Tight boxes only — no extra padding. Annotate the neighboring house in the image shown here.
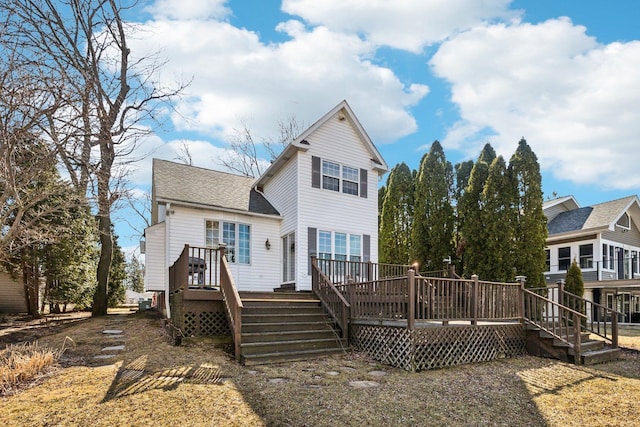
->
[144,100,388,315]
[544,195,640,323]
[0,270,27,313]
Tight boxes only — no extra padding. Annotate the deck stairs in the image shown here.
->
[238,291,348,365]
[525,324,620,365]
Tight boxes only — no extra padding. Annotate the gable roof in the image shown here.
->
[547,195,640,236]
[255,100,388,188]
[152,159,279,216]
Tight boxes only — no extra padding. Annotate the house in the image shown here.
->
[0,270,27,313]
[543,195,640,323]
[144,100,388,317]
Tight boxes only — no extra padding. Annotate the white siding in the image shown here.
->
[263,156,298,235]
[295,114,381,290]
[144,222,166,292]
[166,205,281,291]
[0,271,26,313]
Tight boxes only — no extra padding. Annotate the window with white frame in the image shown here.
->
[322,161,341,192]
[318,230,332,260]
[282,232,295,282]
[579,244,593,269]
[205,220,250,264]
[602,244,609,269]
[545,249,550,272]
[321,159,359,196]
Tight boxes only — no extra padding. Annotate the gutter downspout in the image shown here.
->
[165,202,171,319]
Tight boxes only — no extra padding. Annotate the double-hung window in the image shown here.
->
[320,159,360,196]
[579,244,593,269]
[322,161,341,192]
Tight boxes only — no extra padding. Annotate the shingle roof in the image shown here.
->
[547,195,637,235]
[153,159,279,216]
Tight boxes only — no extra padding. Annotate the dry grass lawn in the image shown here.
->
[1,311,640,426]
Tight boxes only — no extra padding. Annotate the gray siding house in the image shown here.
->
[544,195,640,323]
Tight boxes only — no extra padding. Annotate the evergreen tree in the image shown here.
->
[378,184,387,228]
[379,163,414,264]
[42,202,98,312]
[453,160,474,273]
[479,156,516,282]
[411,141,454,271]
[509,138,548,288]
[565,259,585,320]
[460,143,496,277]
[107,230,127,308]
[126,254,145,293]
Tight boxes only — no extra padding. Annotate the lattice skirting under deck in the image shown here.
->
[350,323,526,371]
[182,311,230,337]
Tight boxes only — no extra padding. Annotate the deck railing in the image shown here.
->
[168,245,190,292]
[168,244,221,291]
[336,270,521,326]
[311,257,350,340]
[218,246,243,362]
[522,285,587,361]
[557,284,619,348]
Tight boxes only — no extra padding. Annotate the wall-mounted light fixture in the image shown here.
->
[265,238,271,250]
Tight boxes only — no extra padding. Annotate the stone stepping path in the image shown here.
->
[95,326,126,360]
[349,380,380,388]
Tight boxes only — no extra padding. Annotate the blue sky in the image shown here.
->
[119,0,640,254]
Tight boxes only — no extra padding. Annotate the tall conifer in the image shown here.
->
[480,156,516,282]
[509,138,548,288]
[379,163,414,264]
[411,141,454,271]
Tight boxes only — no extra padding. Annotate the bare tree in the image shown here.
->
[221,116,304,177]
[173,140,194,165]
[2,0,186,315]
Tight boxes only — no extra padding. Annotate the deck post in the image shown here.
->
[408,269,415,330]
[612,310,619,348]
[557,279,564,307]
[573,311,582,364]
[516,276,526,323]
[471,274,479,325]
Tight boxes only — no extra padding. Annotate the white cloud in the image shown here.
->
[282,0,517,52]
[430,18,640,189]
[127,15,428,145]
[145,0,230,21]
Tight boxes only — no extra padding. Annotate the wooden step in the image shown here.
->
[241,321,334,334]
[567,340,604,354]
[580,348,620,365]
[239,291,315,300]
[242,306,325,316]
[243,313,331,323]
[241,337,346,356]
[242,347,347,365]
[242,329,338,343]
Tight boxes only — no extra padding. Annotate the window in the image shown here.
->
[558,247,571,271]
[545,249,550,272]
[579,244,593,269]
[319,231,332,260]
[206,220,250,264]
[633,251,638,276]
[322,161,340,192]
[238,224,250,264]
[206,220,219,247]
[342,166,359,195]
[282,232,295,282]
[319,158,360,196]
[602,244,608,269]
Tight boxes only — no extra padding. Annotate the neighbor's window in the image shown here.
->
[579,244,593,269]
[558,246,571,271]
[545,249,550,272]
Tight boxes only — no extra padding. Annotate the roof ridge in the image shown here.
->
[588,194,637,208]
[153,158,256,182]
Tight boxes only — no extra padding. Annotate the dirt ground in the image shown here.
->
[1,310,640,427]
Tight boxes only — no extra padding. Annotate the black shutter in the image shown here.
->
[360,168,367,198]
[312,156,321,188]
[308,227,317,275]
[363,234,370,262]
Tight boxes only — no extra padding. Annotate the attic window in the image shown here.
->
[617,212,631,230]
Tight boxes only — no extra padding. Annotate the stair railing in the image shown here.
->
[218,245,243,362]
[558,285,619,348]
[522,286,587,361]
[311,256,351,341]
